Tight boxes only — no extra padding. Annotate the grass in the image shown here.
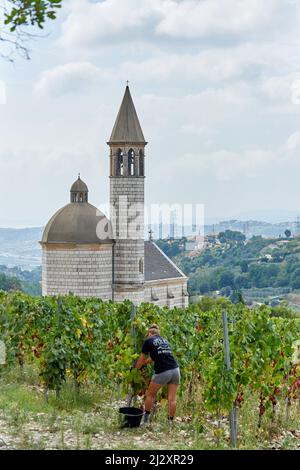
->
[0,364,299,450]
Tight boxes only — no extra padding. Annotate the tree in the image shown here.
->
[156,238,184,258]
[198,281,210,294]
[285,229,291,239]
[291,270,300,289]
[218,270,235,289]
[0,273,22,291]
[218,230,245,245]
[230,290,245,305]
[240,260,249,273]
[1,0,62,59]
[234,274,250,289]
[220,286,232,297]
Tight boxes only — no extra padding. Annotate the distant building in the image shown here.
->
[185,240,197,251]
[185,235,205,252]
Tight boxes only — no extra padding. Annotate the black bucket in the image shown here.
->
[119,407,144,428]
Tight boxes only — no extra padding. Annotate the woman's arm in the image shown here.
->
[135,353,152,369]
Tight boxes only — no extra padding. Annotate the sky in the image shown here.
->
[1,0,300,227]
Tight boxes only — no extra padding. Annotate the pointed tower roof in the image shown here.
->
[108,86,146,145]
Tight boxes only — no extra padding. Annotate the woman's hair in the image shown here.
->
[148,324,160,336]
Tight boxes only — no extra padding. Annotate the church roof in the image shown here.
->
[144,240,187,282]
[108,86,146,145]
[70,176,88,193]
[41,203,113,244]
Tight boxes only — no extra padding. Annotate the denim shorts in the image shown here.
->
[152,367,180,385]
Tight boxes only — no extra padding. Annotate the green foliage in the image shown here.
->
[270,303,296,319]
[218,230,246,244]
[240,260,249,273]
[219,270,235,288]
[4,0,62,32]
[0,273,22,292]
[156,238,186,257]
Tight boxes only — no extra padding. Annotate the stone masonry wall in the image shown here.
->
[144,280,189,309]
[113,287,145,305]
[42,246,112,299]
[110,177,144,286]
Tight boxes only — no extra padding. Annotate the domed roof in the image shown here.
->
[42,203,113,244]
[70,176,88,193]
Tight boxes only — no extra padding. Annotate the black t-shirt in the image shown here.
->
[142,335,178,374]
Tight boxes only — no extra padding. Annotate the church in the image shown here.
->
[40,86,189,308]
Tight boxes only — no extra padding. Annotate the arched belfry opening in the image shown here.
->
[117,149,124,176]
[139,149,144,177]
[128,148,135,176]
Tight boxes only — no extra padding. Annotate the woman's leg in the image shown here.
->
[144,381,162,413]
[167,383,179,418]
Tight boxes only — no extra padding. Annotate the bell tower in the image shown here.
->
[108,86,147,304]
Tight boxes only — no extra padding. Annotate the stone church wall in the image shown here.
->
[42,245,113,299]
[144,279,189,309]
[113,287,145,305]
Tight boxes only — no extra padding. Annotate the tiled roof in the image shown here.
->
[144,241,186,281]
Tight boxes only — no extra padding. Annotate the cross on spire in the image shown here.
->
[126,80,129,86]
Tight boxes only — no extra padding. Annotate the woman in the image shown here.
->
[134,324,180,425]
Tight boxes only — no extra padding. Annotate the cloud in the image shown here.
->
[259,74,300,105]
[284,131,300,152]
[59,0,298,49]
[156,0,295,38]
[172,128,300,183]
[174,148,275,181]
[34,62,251,134]
[120,42,296,83]
[59,0,169,49]
[34,62,112,97]
[35,46,275,98]
[140,86,250,135]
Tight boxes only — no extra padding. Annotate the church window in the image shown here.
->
[139,258,144,274]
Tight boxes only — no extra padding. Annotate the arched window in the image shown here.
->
[117,149,124,176]
[79,192,83,202]
[128,149,135,176]
[139,149,144,176]
[139,258,144,274]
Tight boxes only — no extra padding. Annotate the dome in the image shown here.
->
[70,176,88,193]
[42,203,114,244]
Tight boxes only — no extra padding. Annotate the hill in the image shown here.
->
[0,220,297,270]
[160,233,300,311]
[0,227,43,269]
[0,265,42,295]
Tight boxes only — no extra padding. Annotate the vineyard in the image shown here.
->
[0,291,300,450]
